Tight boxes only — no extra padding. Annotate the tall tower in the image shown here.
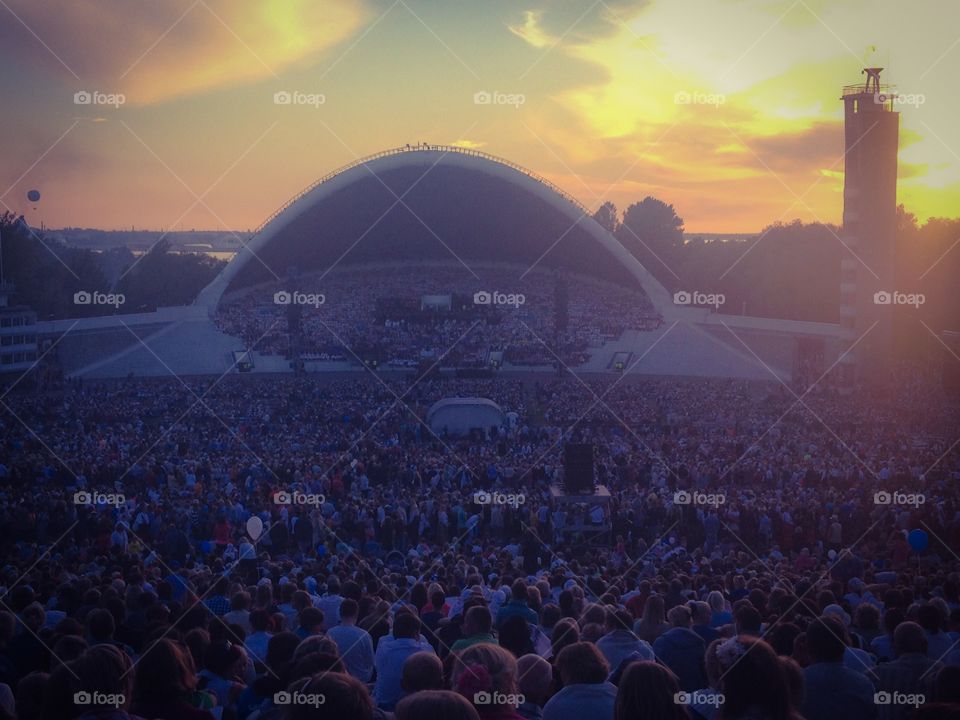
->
[838,68,900,386]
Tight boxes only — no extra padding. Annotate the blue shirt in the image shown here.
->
[373,636,435,710]
[327,624,375,682]
[802,661,877,720]
[543,682,617,720]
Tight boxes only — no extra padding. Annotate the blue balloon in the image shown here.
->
[27,189,40,202]
[908,529,928,552]
[199,540,214,554]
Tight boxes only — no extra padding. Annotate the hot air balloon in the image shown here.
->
[27,189,41,203]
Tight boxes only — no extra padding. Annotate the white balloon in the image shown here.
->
[246,516,264,541]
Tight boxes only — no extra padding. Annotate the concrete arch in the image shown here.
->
[195,144,675,313]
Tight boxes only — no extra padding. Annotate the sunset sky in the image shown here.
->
[1,0,957,233]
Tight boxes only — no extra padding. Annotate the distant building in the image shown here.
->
[0,282,38,373]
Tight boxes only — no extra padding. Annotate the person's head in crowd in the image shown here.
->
[394,610,421,640]
[293,635,339,663]
[918,602,944,635]
[284,672,374,720]
[402,651,444,693]
[298,607,325,636]
[882,607,905,637]
[231,591,250,611]
[339,598,359,625]
[452,643,521,715]
[517,654,552,709]
[205,640,248,681]
[184,627,211,670]
[892,621,927,657]
[805,616,847,663]
[464,606,493,638]
[555,642,609,687]
[708,592,726,615]
[16,672,49,720]
[550,618,580,660]
[734,605,762,636]
[614,661,687,720]
[21,602,45,633]
[59,644,136,717]
[641,595,666,625]
[265,631,300,672]
[580,603,606,627]
[51,635,89,670]
[289,652,345,681]
[540,603,562,634]
[499,614,534,657]
[691,602,712,628]
[131,638,199,710]
[581,622,605,644]
[768,622,801,657]
[667,605,691,628]
[85,608,116,644]
[717,637,800,720]
[250,608,271,633]
[395,690,481,720]
[854,603,880,634]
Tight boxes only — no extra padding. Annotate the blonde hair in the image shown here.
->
[451,642,519,703]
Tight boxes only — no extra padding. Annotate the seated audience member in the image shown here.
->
[401,651,444,694]
[597,608,655,677]
[452,606,497,653]
[614,660,688,720]
[690,602,719,645]
[875,622,940,720]
[497,580,539,629]
[653,605,707,692]
[326,598,375,682]
[451,642,526,719]
[374,611,435,711]
[499,614,535,658]
[542,642,616,720]
[517,653,553,720]
[716,636,804,720]
[131,638,215,720]
[283,671,374,720]
[801,616,877,720]
[395,690,481,720]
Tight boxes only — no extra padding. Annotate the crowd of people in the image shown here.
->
[213,263,661,367]
[0,359,958,719]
